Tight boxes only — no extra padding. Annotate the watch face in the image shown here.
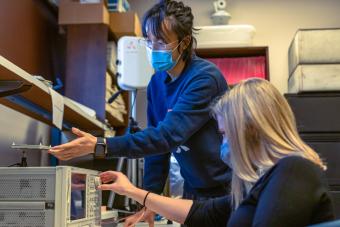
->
[95,145,106,158]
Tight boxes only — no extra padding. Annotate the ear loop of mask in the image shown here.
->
[172,36,190,60]
[169,39,185,68]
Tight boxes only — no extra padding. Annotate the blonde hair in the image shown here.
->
[212,78,326,209]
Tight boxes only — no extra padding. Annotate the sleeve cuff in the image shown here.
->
[106,135,129,157]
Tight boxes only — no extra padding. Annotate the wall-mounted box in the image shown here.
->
[59,0,109,25]
[195,25,256,49]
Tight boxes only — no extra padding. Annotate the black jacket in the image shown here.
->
[185,156,335,227]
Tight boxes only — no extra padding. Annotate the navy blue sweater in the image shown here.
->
[107,55,230,195]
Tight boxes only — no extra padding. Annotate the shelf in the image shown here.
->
[106,109,125,127]
[56,2,135,131]
[0,55,107,133]
[58,1,142,42]
[196,46,268,58]
[108,12,142,41]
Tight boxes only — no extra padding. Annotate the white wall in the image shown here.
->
[129,0,340,93]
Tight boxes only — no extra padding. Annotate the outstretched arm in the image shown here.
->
[49,75,226,160]
[98,171,193,224]
[105,75,222,158]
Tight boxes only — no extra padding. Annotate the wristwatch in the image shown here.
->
[94,137,107,158]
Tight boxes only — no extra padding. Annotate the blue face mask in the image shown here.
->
[220,138,231,167]
[146,42,182,72]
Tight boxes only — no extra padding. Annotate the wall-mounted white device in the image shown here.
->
[116,36,154,90]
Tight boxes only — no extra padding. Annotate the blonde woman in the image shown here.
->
[98,78,334,227]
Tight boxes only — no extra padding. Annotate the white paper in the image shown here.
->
[49,87,64,130]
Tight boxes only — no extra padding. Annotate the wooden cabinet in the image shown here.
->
[64,24,108,121]
[59,2,142,127]
[59,0,109,25]
[109,12,142,41]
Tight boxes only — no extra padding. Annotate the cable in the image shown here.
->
[130,89,138,117]
[107,89,124,104]
[7,163,21,167]
[128,90,141,134]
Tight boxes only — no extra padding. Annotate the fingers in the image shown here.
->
[48,128,88,154]
[145,211,155,226]
[134,209,148,224]
[148,215,155,227]
[100,176,113,184]
[48,146,64,152]
[49,140,77,152]
[99,171,119,177]
[123,218,135,227]
[99,171,119,182]
[49,146,75,159]
[49,146,81,160]
[49,151,73,161]
[123,219,136,227]
[48,138,87,161]
[124,212,141,227]
[97,183,113,191]
[72,127,87,137]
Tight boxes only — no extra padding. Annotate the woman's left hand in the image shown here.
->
[97,171,136,196]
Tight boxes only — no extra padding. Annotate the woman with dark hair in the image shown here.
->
[49,0,231,225]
